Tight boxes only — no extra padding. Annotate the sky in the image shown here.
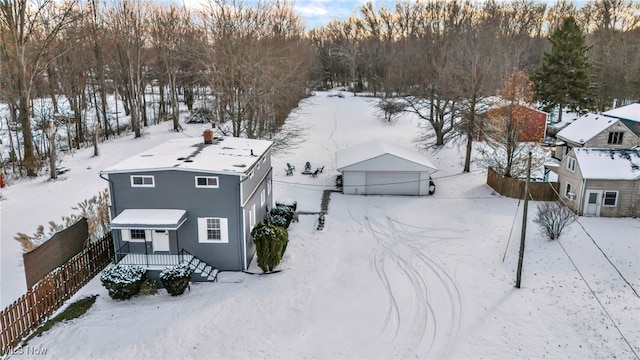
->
[2,90,638,358]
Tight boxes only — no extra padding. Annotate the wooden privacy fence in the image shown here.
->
[0,234,113,356]
[487,167,559,201]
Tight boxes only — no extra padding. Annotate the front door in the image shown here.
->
[584,190,602,217]
[152,230,170,252]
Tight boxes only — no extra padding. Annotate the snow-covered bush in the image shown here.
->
[533,202,576,240]
[251,223,288,273]
[265,213,288,228]
[159,263,192,296]
[275,199,297,212]
[270,205,295,229]
[100,265,146,300]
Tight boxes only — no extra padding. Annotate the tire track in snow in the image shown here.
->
[387,216,464,359]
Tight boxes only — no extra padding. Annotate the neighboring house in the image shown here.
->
[602,102,640,123]
[557,148,640,217]
[336,140,437,196]
[554,112,640,160]
[100,132,274,277]
[464,103,548,142]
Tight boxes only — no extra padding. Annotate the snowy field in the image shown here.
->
[1,91,639,359]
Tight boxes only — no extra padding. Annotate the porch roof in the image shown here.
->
[111,209,187,230]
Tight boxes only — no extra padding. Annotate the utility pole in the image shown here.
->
[516,152,532,288]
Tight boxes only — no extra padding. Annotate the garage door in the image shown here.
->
[365,172,420,195]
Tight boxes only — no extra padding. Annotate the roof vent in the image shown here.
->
[184,159,194,163]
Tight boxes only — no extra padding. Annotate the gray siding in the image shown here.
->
[108,169,245,270]
[557,154,583,212]
[241,148,272,205]
[241,169,273,268]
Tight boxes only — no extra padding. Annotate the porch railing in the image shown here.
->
[114,242,189,268]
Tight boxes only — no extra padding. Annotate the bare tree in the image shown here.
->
[0,0,78,176]
[533,202,576,240]
[480,70,545,178]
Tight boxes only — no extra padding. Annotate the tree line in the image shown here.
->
[0,0,638,178]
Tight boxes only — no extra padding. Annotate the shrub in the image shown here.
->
[251,223,288,273]
[270,205,294,228]
[138,279,158,296]
[265,213,288,228]
[100,265,146,300]
[275,199,297,212]
[533,202,576,240]
[159,263,193,296]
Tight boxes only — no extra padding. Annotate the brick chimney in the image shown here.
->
[203,128,214,144]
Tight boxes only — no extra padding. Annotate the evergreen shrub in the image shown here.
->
[159,263,193,296]
[100,265,146,300]
[251,223,288,272]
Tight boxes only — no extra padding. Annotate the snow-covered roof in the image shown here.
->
[603,103,640,122]
[111,209,187,230]
[336,139,437,172]
[574,148,640,180]
[556,113,618,145]
[102,136,273,175]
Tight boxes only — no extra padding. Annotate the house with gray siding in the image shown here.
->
[100,133,273,277]
[557,148,640,217]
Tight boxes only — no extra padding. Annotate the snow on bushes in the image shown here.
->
[269,205,295,229]
[159,263,193,296]
[251,223,288,273]
[100,265,146,300]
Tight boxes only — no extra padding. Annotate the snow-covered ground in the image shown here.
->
[2,91,639,359]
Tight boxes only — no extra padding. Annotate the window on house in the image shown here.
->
[195,176,219,188]
[260,189,266,206]
[603,191,618,206]
[608,132,624,144]
[131,175,154,187]
[250,204,256,229]
[130,229,146,241]
[197,217,228,243]
[267,180,271,195]
[249,170,254,179]
[566,157,576,172]
[565,182,573,198]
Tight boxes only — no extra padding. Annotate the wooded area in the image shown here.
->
[0,0,638,178]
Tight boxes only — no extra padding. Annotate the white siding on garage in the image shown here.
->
[366,172,420,195]
[342,171,366,195]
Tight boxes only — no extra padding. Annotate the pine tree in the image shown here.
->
[532,16,595,123]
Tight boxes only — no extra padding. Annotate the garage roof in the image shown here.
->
[336,140,437,172]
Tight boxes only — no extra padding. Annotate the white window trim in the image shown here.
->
[123,229,150,242]
[260,189,266,207]
[131,175,155,187]
[250,204,257,229]
[602,191,618,207]
[248,170,254,179]
[267,180,271,195]
[565,182,573,198]
[197,217,229,243]
[195,176,219,188]
[566,157,576,172]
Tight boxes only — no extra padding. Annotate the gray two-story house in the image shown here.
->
[100,133,273,276]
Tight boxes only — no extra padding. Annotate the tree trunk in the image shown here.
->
[18,93,37,177]
[49,120,57,180]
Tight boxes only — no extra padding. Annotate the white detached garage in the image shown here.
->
[336,140,438,196]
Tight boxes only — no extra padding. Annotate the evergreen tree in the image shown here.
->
[532,16,595,123]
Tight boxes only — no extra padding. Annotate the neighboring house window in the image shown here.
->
[603,191,618,206]
[566,157,576,172]
[197,217,228,243]
[195,176,219,188]
[261,189,266,206]
[565,182,573,198]
[608,132,624,145]
[131,175,154,187]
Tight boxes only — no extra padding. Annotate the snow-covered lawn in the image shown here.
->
[2,92,639,358]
